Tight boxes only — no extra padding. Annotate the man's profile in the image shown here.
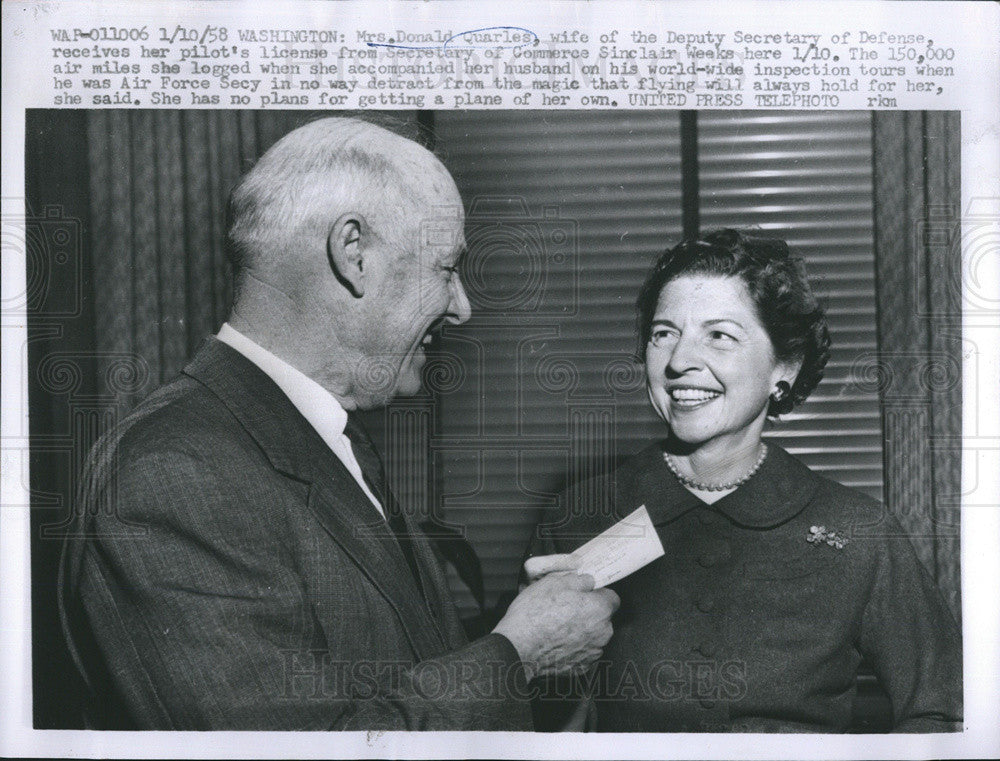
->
[58,117,618,730]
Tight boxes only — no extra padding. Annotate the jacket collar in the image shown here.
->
[183,337,317,481]
[182,338,453,657]
[626,440,820,530]
[215,323,353,458]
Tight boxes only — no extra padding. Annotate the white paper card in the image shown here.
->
[570,505,665,588]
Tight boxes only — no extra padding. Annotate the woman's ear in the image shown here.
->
[776,357,804,390]
[327,212,367,298]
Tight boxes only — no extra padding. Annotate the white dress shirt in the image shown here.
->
[216,323,384,517]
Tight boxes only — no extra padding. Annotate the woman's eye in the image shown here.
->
[710,330,736,342]
[650,328,677,345]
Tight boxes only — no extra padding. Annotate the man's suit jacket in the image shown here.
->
[58,338,531,730]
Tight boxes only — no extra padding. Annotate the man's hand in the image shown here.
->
[522,553,579,584]
[492,565,620,681]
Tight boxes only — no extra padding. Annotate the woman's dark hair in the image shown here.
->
[636,228,831,416]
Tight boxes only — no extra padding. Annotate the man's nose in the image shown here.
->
[444,274,472,325]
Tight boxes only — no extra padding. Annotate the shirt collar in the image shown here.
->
[626,441,820,530]
[216,323,348,446]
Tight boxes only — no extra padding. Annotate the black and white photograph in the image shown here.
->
[3,2,999,759]
[24,108,963,733]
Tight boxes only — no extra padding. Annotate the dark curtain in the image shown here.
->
[871,112,962,620]
[86,110,306,403]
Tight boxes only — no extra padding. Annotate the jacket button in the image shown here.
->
[699,698,715,709]
[697,597,715,612]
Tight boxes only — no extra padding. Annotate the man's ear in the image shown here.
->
[327,213,367,298]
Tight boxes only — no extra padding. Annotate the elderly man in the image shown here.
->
[59,117,618,730]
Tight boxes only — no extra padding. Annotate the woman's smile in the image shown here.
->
[667,385,723,407]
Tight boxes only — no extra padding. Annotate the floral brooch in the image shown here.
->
[806,525,849,550]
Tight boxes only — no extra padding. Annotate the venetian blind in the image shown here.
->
[432,110,880,613]
[697,111,882,495]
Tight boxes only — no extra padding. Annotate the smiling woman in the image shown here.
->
[637,229,829,499]
[530,229,962,733]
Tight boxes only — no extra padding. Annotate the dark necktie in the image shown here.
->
[342,413,426,600]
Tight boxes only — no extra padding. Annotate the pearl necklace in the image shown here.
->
[663,443,768,492]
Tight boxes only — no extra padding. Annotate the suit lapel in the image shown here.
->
[395,512,465,648]
[305,464,450,658]
[182,338,450,659]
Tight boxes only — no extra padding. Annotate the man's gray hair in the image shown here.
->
[226,116,436,294]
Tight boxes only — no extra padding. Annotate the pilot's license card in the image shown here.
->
[570,505,665,588]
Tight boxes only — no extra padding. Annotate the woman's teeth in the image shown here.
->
[669,388,721,406]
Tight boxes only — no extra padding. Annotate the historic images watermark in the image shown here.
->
[277,652,748,705]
